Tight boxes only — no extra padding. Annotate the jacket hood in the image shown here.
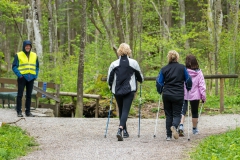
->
[22,40,32,53]
[187,68,202,77]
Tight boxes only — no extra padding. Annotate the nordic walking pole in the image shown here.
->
[198,102,204,122]
[197,102,204,126]
[104,94,113,138]
[138,84,142,138]
[153,94,161,138]
[187,91,190,141]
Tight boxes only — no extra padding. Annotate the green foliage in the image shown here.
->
[0,0,26,24]
[190,127,240,160]
[151,107,158,113]
[159,115,165,119]
[0,125,38,160]
[129,107,136,116]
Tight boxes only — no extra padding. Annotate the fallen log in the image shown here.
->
[0,118,26,127]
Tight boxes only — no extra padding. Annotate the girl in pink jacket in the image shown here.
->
[179,55,206,136]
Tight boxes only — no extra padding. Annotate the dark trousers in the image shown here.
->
[163,94,183,137]
[114,92,135,129]
[17,77,34,114]
[182,100,200,118]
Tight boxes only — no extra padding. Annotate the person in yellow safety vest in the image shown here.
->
[12,40,39,117]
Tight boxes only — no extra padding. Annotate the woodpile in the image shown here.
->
[59,103,75,117]
[59,101,117,118]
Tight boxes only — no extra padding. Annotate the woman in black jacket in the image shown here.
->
[156,50,192,141]
[107,43,144,141]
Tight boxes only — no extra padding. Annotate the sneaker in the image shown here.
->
[123,129,129,138]
[116,128,123,141]
[171,126,179,139]
[17,112,23,117]
[178,125,184,137]
[26,112,35,117]
[193,128,199,135]
[166,137,172,141]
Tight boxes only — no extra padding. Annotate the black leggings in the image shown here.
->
[181,100,199,118]
[114,92,135,129]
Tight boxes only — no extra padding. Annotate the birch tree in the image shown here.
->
[26,0,43,60]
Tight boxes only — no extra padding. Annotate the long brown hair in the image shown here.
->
[185,54,199,69]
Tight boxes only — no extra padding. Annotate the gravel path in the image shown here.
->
[0,108,239,160]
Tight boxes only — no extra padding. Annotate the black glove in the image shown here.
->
[201,100,205,103]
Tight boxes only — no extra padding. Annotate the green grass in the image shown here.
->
[0,124,38,160]
[190,127,240,160]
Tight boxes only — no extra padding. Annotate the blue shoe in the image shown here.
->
[193,128,199,135]
[178,125,184,137]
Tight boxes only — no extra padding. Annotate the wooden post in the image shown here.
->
[220,78,224,113]
[95,99,99,118]
[55,84,60,117]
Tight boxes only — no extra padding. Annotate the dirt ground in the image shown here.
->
[0,108,239,160]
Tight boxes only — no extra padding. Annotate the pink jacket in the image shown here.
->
[184,69,206,102]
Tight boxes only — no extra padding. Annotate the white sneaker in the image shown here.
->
[166,137,172,141]
[193,128,199,135]
[171,126,179,139]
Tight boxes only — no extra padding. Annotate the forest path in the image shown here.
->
[0,108,239,160]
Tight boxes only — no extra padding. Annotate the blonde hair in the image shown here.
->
[117,43,132,56]
[167,50,179,63]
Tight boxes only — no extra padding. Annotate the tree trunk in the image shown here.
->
[75,0,86,118]
[53,0,58,54]
[31,0,43,59]
[48,0,53,54]
[26,3,34,45]
[108,0,125,44]
[94,0,118,57]
[151,1,170,39]
[207,0,223,95]
[228,0,239,86]
[129,0,134,56]
[67,1,71,56]
[26,1,43,59]
[162,0,172,28]
[124,0,129,44]
[178,0,190,50]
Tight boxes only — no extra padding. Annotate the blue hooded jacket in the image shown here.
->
[12,40,39,81]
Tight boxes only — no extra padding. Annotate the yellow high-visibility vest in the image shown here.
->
[17,51,37,75]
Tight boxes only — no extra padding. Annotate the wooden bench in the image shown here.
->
[0,78,60,116]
